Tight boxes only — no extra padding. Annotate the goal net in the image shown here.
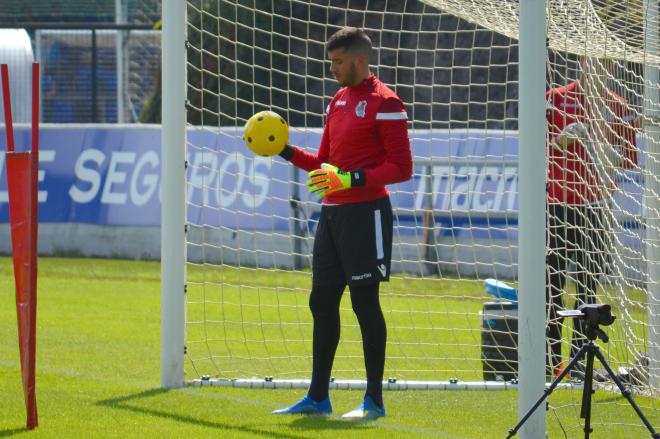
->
[173,0,659,430]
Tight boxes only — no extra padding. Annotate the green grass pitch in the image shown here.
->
[0,257,658,438]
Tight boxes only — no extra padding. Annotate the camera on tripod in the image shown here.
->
[508,302,660,439]
[558,303,616,326]
[558,304,616,342]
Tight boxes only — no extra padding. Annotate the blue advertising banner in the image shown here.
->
[0,125,643,237]
[0,126,162,225]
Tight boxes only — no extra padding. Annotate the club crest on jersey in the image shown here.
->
[355,100,367,118]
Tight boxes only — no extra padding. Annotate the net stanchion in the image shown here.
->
[1,62,40,430]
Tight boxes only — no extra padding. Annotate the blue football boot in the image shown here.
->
[341,395,386,420]
[271,395,332,415]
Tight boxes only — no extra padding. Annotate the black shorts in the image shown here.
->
[312,196,393,287]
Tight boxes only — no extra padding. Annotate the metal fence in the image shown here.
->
[0,0,162,123]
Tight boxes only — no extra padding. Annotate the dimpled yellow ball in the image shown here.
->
[243,111,289,156]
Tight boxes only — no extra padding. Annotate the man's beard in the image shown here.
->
[338,64,357,86]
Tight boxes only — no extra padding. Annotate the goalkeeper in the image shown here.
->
[268,27,412,419]
[545,57,638,378]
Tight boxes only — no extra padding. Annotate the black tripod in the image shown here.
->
[507,323,659,438]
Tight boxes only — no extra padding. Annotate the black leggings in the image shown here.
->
[308,280,386,406]
[546,203,608,370]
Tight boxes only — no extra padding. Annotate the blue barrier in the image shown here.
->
[0,125,643,244]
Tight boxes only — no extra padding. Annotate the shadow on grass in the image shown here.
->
[0,427,29,437]
[593,392,635,405]
[97,388,298,438]
[288,415,375,432]
[97,388,367,438]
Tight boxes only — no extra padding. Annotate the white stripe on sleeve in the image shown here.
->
[376,111,408,120]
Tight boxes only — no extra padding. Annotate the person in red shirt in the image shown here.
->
[545,57,638,376]
[271,27,412,418]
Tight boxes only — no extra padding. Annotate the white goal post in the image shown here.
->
[161,0,186,389]
[162,1,660,436]
[517,1,546,435]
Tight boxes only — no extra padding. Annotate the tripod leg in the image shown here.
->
[580,346,596,438]
[593,349,660,437]
[506,345,588,438]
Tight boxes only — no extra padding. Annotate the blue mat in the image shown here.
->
[484,278,518,302]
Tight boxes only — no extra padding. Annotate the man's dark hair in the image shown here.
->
[326,27,372,57]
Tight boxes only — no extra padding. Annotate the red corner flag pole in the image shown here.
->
[1,63,39,429]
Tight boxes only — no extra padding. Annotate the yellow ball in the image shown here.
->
[243,111,289,157]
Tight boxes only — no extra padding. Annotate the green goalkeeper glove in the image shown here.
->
[555,122,589,149]
[307,163,365,198]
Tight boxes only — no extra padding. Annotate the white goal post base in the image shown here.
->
[188,378,580,392]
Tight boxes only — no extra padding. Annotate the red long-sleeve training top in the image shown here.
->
[546,80,638,205]
[288,73,413,204]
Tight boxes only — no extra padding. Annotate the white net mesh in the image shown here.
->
[184,0,521,384]
[183,0,658,433]
[430,0,660,407]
